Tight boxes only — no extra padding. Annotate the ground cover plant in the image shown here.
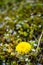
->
[0,0,43,65]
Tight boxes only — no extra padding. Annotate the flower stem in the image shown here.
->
[36,30,43,53]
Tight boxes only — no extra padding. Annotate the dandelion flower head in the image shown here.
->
[15,42,32,54]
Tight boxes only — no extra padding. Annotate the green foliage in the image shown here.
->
[0,0,43,65]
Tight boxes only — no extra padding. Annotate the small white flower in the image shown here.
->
[16,24,21,27]
[5,44,8,47]
[25,58,28,61]
[25,63,28,65]
[20,56,23,60]
[24,20,27,22]
[17,35,19,38]
[37,14,41,17]
[13,31,17,35]
[31,15,34,18]
[3,60,5,62]
[14,20,17,22]
[0,43,2,46]
[16,15,19,18]
[6,29,8,31]
[9,29,13,33]
[39,25,42,28]
[0,23,4,28]
[3,47,6,51]
[4,16,11,20]
[6,34,9,36]
[34,44,37,46]
[32,49,35,52]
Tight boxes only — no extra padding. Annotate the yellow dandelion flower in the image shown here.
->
[15,42,32,54]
